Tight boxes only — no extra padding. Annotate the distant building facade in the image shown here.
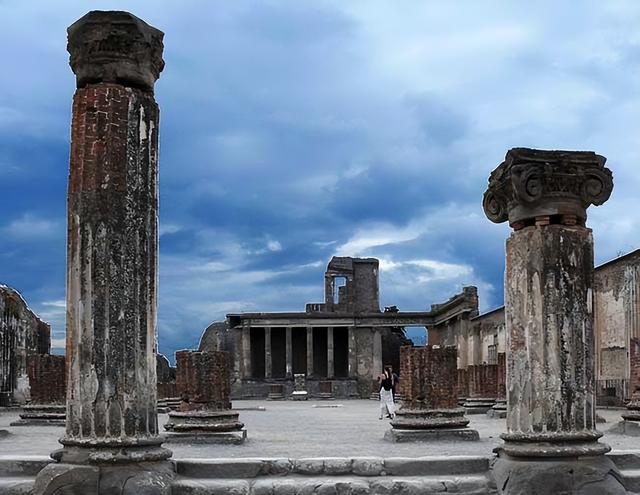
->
[0,285,51,404]
[429,249,640,407]
[199,257,478,399]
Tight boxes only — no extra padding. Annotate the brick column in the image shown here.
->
[34,11,174,494]
[164,351,246,443]
[484,148,623,493]
[386,345,478,442]
[348,326,357,378]
[12,355,66,426]
[241,323,251,379]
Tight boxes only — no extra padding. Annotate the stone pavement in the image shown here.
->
[0,400,635,458]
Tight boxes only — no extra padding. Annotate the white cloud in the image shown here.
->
[3,214,62,240]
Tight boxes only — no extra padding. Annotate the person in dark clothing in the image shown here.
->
[377,366,396,420]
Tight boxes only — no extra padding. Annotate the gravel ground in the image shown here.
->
[0,400,635,459]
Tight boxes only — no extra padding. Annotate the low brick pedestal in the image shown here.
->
[267,384,285,400]
[317,381,333,399]
[386,345,478,443]
[164,350,246,444]
[12,355,66,427]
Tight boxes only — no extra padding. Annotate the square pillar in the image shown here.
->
[348,326,357,377]
[241,323,251,379]
[285,327,292,379]
[327,327,334,379]
[306,327,314,377]
[264,327,272,379]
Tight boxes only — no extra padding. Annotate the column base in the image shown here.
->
[33,460,175,495]
[463,397,495,414]
[384,428,479,443]
[164,429,247,445]
[487,400,507,419]
[499,431,611,457]
[492,450,626,495]
[10,404,66,426]
[55,437,173,464]
[609,420,640,436]
[291,391,308,401]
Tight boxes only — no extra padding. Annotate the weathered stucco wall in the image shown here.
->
[0,285,50,404]
[594,250,640,405]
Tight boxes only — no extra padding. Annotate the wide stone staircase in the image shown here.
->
[4,453,640,494]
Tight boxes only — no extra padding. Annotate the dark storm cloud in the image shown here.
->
[1,1,639,360]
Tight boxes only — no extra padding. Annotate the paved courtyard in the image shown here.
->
[0,400,635,459]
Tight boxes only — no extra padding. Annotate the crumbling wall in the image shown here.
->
[594,250,640,405]
[0,285,51,404]
[156,354,176,399]
[176,350,231,410]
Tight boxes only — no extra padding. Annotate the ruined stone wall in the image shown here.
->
[398,345,458,409]
[0,286,51,404]
[457,368,469,398]
[497,352,506,399]
[157,354,176,399]
[27,354,66,405]
[352,261,380,313]
[594,250,640,405]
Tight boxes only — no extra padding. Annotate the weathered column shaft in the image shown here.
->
[285,327,292,378]
[66,82,160,443]
[306,327,313,377]
[327,327,334,379]
[264,327,272,378]
[372,329,382,377]
[348,326,357,377]
[505,225,596,437]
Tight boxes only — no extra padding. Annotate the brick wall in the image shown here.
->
[399,345,458,409]
[467,364,498,398]
[457,368,469,398]
[176,350,231,410]
[27,354,66,404]
[630,338,640,398]
[497,352,506,399]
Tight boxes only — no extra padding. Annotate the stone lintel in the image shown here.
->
[483,147,612,228]
[67,10,164,90]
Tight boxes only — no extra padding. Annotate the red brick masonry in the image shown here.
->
[176,350,231,411]
[399,345,458,409]
[27,354,66,405]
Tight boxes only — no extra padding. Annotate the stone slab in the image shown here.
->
[164,429,247,445]
[609,420,640,436]
[384,428,480,443]
[486,409,507,419]
[9,419,65,427]
[464,406,492,415]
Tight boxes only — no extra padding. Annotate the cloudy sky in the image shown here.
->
[1,1,639,359]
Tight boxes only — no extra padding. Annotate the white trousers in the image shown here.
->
[379,388,396,417]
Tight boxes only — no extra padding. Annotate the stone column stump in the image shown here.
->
[385,345,479,442]
[12,355,66,427]
[483,148,625,494]
[164,351,246,444]
[291,373,308,400]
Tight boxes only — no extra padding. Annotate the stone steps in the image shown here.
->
[0,456,51,495]
[171,456,496,495]
[609,452,640,492]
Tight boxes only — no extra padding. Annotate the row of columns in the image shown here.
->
[241,326,366,379]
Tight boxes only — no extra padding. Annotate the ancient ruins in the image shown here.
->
[0,8,638,495]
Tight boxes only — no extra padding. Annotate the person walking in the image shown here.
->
[378,366,396,420]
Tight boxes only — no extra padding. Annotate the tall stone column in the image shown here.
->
[264,327,272,378]
[241,323,251,378]
[306,327,314,377]
[327,326,335,379]
[348,326,357,378]
[34,11,173,495]
[483,148,624,494]
[285,327,292,378]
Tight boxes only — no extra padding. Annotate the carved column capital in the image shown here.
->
[483,148,612,228]
[67,10,164,90]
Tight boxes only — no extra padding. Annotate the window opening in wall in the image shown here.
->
[333,276,347,304]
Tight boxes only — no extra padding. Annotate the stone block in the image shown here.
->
[323,458,352,475]
[164,429,246,445]
[351,458,384,476]
[384,428,479,443]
